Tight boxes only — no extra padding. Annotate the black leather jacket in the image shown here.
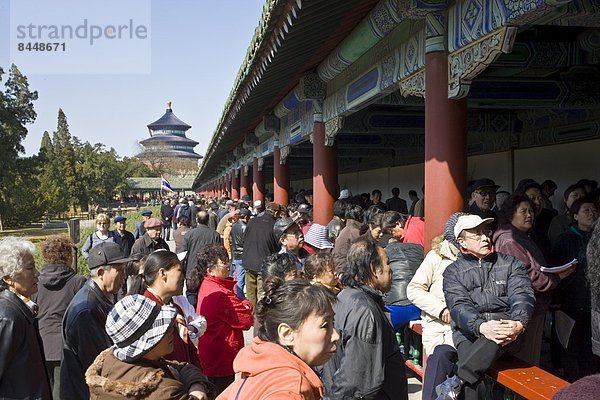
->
[384,242,424,306]
[229,220,247,260]
[443,252,535,346]
[0,290,52,399]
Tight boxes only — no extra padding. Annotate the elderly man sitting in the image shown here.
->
[436,214,535,400]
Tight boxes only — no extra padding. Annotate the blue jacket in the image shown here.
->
[61,280,113,400]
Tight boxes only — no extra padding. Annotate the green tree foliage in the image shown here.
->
[37,131,63,216]
[53,109,78,211]
[37,112,159,216]
[0,64,39,227]
[0,64,159,227]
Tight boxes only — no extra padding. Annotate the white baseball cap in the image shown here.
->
[453,215,494,238]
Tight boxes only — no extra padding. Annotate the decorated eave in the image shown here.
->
[194,0,381,188]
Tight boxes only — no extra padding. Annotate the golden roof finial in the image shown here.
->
[167,101,172,110]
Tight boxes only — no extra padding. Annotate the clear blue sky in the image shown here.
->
[0,0,264,158]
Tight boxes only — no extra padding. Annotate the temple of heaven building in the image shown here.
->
[138,101,201,176]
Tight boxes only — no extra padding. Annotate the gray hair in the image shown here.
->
[89,265,113,278]
[0,237,36,289]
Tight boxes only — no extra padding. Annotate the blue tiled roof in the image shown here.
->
[139,134,199,146]
[147,109,191,130]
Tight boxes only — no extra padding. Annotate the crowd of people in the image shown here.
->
[0,178,599,400]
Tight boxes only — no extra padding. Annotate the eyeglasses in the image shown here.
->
[464,229,493,241]
[97,222,108,225]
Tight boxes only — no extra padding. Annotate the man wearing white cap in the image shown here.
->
[252,199,264,216]
[435,214,535,400]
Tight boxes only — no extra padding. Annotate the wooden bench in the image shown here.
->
[488,355,569,400]
[404,321,570,400]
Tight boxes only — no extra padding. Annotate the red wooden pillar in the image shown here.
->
[240,166,250,200]
[231,170,240,200]
[253,157,265,204]
[312,122,337,225]
[274,146,289,206]
[424,51,467,250]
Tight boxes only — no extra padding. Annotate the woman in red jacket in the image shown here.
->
[192,244,254,394]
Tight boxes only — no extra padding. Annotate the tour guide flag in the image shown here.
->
[161,175,174,192]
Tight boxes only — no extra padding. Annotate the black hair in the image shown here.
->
[564,184,586,201]
[256,277,336,343]
[125,253,146,277]
[261,253,298,282]
[498,194,533,225]
[569,197,597,218]
[392,187,400,196]
[178,216,190,227]
[349,195,365,208]
[541,180,557,191]
[578,179,599,191]
[186,243,229,293]
[130,250,179,295]
[333,200,348,219]
[514,179,541,196]
[372,189,382,197]
[381,211,406,235]
[345,204,365,222]
[368,209,384,227]
[303,253,333,279]
[340,239,383,287]
[409,190,417,197]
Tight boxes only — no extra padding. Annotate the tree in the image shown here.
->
[37,132,63,216]
[52,109,78,213]
[0,64,38,228]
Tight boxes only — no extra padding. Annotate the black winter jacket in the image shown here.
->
[229,220,247,260]
[113,229,135,256]
[322,285,408,400]
[32,264,86,361]
[0,290,52,400]
[384,242,424,306]
[242,213,279,273]
[551,226,592,320]
[61,280,114,400]
[443,252,535,346]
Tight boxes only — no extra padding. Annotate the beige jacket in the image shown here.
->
[406,239,457,356]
